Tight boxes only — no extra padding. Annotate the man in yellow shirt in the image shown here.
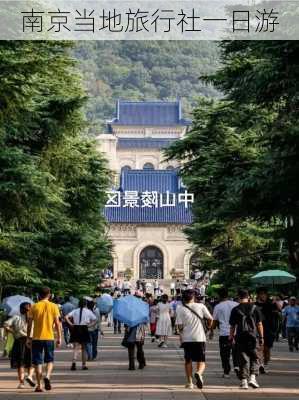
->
[27,287,61,393]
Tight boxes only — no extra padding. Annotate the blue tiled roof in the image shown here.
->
[108,100,191,127]
[105,204,193,224]
[117,138,177,150]
[104,169,193,224]
[120,170,179,192]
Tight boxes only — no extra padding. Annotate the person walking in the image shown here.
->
[149,299,159,342]
[176,289,213,389]
[122,280,131,296]
[210,288,239,378]
[61,296,75,347]
[154,280,159,297]
[113,294,122,334]
[124,323,147,370]
[26,287,62,393]
[282,296,299,352]
[136,279,142,291]
[175,280,181,296]
[107,294,114,328]
[107,314,113,328]
[4,302,35,389]
[65,298,96,371]
[156,294,172,348]
[229,289,264,390]
[170,297,180,335]
[194,270,202,282]
[113,318,122,334]
[141,280,146,294]
[145,281,152,294]
[170,281,175,296]
[255,287,281,373]
[86,299,102,361]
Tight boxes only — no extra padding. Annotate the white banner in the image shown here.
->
[0,0,298,40]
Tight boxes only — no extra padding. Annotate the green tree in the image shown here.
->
[207,41,299,275]
[73,41,220,132]
[0,41,111,297]
[167,41,299,288]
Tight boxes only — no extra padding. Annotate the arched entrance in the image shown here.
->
[139,246,163,279]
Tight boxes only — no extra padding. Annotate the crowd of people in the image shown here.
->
[1,282,299,393]
[101,277,208,299]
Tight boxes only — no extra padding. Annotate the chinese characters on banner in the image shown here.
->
[233,9,279,32]
[21,7,279,35]
[105,190,194,209]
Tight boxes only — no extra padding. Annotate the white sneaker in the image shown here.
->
[161,343,168,348]
[17,383,25,389]
[240,379,248,389]
[248,374,259,388]
[194,372,204,389]
[185,383,194,389]
[222,373,230,378]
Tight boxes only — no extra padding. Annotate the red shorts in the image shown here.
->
[150,322,157,334]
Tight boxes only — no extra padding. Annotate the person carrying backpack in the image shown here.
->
[229,289,264,390]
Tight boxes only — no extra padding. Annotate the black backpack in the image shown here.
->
[237,305,257,349]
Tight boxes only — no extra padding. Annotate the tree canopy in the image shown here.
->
[0,41,111,298]
[167,41,299,290]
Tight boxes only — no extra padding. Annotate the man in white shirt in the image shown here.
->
[194,270,202,281]
[170,281,175,296]
[176,289,213,389]
[145,281,152,294]
[122,280,131,296]
[210,288,238,378]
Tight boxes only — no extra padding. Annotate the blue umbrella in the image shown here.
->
[113,295,149,327]
[97,293,113,313]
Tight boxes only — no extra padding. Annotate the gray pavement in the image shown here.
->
[0,326,298,400]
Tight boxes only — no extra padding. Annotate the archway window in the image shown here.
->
[143,162,155,170]
[140,246,163,279]
[166,165,175,170]
[121,165,131,173]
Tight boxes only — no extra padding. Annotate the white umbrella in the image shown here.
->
[2,295,34,316]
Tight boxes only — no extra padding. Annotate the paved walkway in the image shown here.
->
[0,326,298,400]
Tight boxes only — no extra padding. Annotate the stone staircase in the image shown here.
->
[131,279,175,295]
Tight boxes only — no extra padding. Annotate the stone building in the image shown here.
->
[96,100,194,281]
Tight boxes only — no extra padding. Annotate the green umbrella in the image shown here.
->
[251,269,296,285]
